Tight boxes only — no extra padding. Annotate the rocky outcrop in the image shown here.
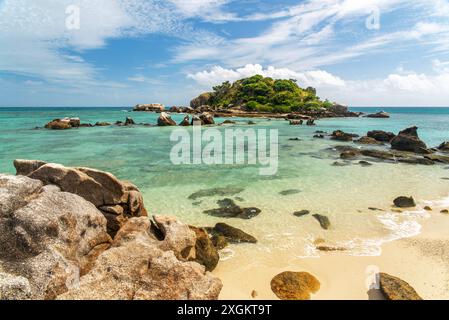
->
[211,223,257,244]
[0,174,112,299]
[438,142,449,152]
[45,117,82,130]
[331,130,359,142]
[179,115,190,126]
[124,117,135,126]
[189,226,219,272]
[1,165,222,300]
[13,160,147,237]
[190,93,213,109]
[199,112,215,125]
[367,130,396,142]
[134,104,165,112]
[354,136,382,145]
[378,273,422,300]
[58,217,222,300]
[157,112,176,126]
[271,271,320,300]
[95,122,111,127]
[365,111,390,118]
[393,196,416,208]
[391,127,429,154]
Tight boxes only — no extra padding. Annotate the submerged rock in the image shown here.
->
[204,199,261,219]
[188,187,244,200]
[312,214,331,230]
[124,117,135,126]
[95,122,111,127]
[293,210,310,217]
[331,130,358,142]
[391,126,429,154]
[44,117,81,130]
[393,196,416,208]
[270,271,320,300]
[279,189,301,196]
[359,161,373,167]
[378,273,422,300]
[340,150,360,159]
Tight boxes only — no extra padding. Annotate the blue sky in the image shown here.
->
[1,0,449,107]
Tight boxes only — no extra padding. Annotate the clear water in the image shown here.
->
[0,107,448,261]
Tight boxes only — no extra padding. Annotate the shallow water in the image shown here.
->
[0,107,448,259]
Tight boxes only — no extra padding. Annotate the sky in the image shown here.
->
[0,0,449,107]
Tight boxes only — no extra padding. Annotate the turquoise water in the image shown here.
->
[1,107,449,261]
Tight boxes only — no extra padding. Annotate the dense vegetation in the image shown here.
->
[198,75,334,113]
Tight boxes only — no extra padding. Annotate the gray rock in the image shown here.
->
[312,214,331,230]
[393,196,416,208]
[212,223,257,244]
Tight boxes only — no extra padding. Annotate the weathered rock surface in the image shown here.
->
[157,112,176,126]
[391,127,429,154]
[393,196,416,208]
[189,226,219,272]
[58,217,222,300]
[367,130,396,142]
[0,273,32,300]
[355,136,382,145]
[212,223,257,244]
[45,117,81,130]
[270,271,320,300]
[134,104,165,112]
[0,174,112,300]
[331,130,359,142]
[378,273,422,300]
[14,160,147,237]
[365,111,390,118]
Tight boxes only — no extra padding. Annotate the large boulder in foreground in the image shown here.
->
[0,174,112,299]
[14,160,148,237]
[271,271,320,300]
[390,127,429,154]
[378,273,422,300]
[157,112,177,126]
[59,217,222,300]
[0,170,222,300]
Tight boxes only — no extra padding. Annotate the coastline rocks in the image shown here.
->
[45,117,81,130]
[95,122,111,127]
[306,119,316,126]
[391,127,429,154]
[133,104,165,112]
[190,93,212,109]
[189,226,219,272]
[203,198,261,219]
[15,161,148,237]
[393,196,416,208]
[0,273,32,300]
[270,271,320,300]
[199,112,215,125]
[438,141,449,152]
[365,111,390,118]
[212,223,257,244]
[331,130,359,142]
[367,130,396,142]
[340,150,359,160]
[124,117,135,126]
[0,174,112,299]
[157,112,176,126]
[179,115,190,126]
[289,120,303,126]
[354,136,382,145]
[312,214,331,230]
[59,217,222,300]
[222,120,236,125]
[378,273,422,300]
[424,153,449,164]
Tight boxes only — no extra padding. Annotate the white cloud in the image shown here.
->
[187,64,346,88]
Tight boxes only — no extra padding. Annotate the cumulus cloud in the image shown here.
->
[187,64,346,88]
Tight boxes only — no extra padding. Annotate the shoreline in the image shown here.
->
[215,195,449,300]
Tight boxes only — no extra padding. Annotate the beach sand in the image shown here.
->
[216,208,449,300]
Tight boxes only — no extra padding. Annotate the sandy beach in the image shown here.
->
[217,205,449,300]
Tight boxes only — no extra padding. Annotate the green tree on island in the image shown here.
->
[191,75,336,113]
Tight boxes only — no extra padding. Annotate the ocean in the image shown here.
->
[1,106,448,262]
